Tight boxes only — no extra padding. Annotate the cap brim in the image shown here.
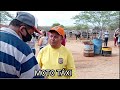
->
[49,30,63,37]
[49,29,58,34]
[33,26,42,34]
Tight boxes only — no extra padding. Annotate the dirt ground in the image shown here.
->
[35,38,120,79]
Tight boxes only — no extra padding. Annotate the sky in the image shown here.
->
[7,11,81,26]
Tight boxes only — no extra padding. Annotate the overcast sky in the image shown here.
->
[8,11,81,26]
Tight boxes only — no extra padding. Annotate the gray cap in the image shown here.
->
[15,12,41,34]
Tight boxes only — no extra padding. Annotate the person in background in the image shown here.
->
[98,30,103,39]
[113,28,119,46]
[103,30,109,47]
[26,33,37,55]
[37,26,77,79]
[75,31,78,40]
[0,12,44,78]
[35,31,41,40]
[117,28,120,47]
[38,30,48,50]
[118,35,120,47]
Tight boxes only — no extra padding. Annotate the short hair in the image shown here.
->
[42,31,46,36]
[9,19,33,30]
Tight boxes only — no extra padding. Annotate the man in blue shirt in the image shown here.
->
[0,12,44,78]
[103,30,109,47]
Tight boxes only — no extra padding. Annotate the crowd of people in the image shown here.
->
[98,28,120,47]
[0,12,76,79]
[0,11,119,79]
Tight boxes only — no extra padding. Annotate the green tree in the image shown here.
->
[60,25,64,28]
[64,26,75,30]
[52,23,60,27]
[72,11,119,30]
[52,23,64,28]
[74,24,89,30]
[0,11,14,24]
[108,11,120,30]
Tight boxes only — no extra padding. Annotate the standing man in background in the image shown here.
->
[103,30,109,47]
[26,33,37,55]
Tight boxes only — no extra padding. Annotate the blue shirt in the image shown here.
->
[104,31,109,38]
[0,27,44,79]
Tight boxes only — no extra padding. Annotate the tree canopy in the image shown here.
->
[52,23,64,28]
[72,11,119,30]
[0,11,14,24]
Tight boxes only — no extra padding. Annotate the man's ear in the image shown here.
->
[19,26,26,35]
[19,26,25,32]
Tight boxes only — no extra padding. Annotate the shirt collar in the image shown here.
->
[0,27,22,40]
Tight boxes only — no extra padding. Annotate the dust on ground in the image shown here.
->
[35,39,120,79]
[66,39,119,79]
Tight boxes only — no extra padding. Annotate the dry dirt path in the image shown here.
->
[66,39,119,79]
[35,39,119,79]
